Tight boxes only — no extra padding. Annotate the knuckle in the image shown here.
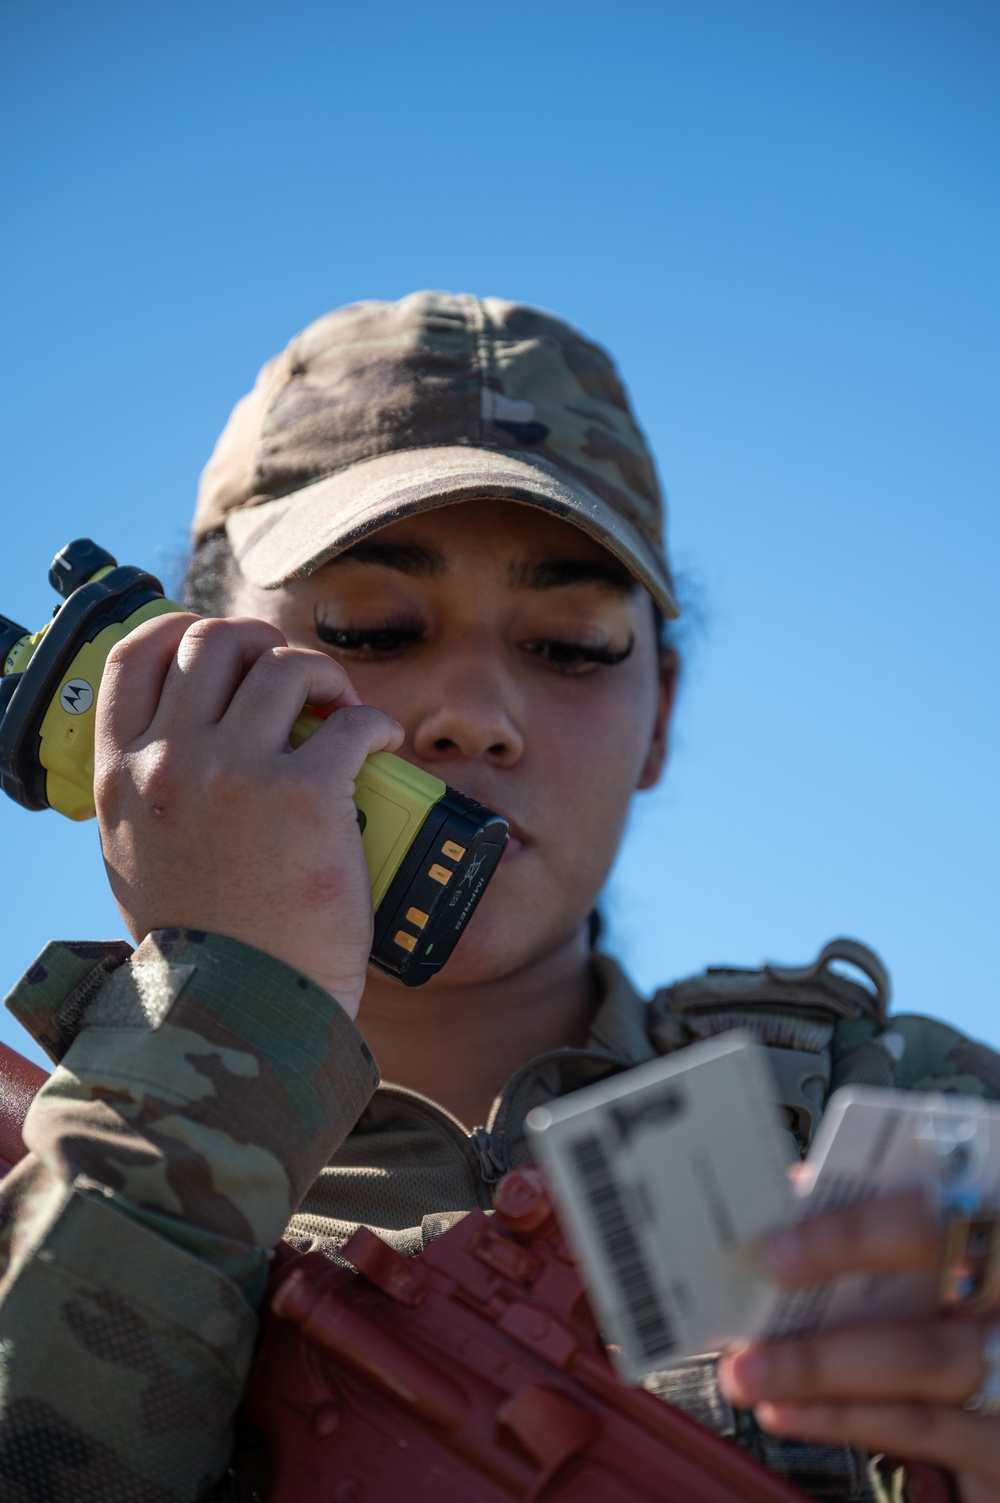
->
[226,614,286,645]
[106,623,162,671]
[332,704,387,742]
[182,615,285,655]
[333,704,368,731]
[133,745,182,801]
[104,636,132,672]
[95,740,186,821]
[244,644,287,678]
[103,614,193,681]
[181,616,232,649]
[268,644,333,672]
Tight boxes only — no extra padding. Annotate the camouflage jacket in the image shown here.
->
[1,929,998,1503]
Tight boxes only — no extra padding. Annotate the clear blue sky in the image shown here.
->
[1,0,997,1068]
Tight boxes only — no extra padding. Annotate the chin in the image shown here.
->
[420,891,590,990]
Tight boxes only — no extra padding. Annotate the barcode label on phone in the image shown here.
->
[571,1133,676,1360]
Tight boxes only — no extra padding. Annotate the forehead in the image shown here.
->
[314,498,638,591]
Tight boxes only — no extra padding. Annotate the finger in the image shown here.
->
[762,1190,941,1286]
[150,616,289,730]
[292,703,404,783]
[224,646,361,750]
[751,1400,1000,1485]
[98,611,198,748]
[718,1320,984,1407]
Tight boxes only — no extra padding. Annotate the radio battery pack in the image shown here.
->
[0,539,507,985]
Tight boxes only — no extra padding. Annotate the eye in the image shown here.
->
[524,633,635,675]
[314,609,425,658]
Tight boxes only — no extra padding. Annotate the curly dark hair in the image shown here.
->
[181,530,238,616]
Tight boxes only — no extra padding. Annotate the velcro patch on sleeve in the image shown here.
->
[81,960,196,1031]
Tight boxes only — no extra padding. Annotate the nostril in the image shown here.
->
[488,743,506,757]
[433,737,453,752]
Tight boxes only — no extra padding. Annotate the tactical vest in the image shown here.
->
[648,935,893,1147]
[642,938,925,1503]
[223,937,951,1503]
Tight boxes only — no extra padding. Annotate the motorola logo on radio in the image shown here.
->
[59,680,95,715]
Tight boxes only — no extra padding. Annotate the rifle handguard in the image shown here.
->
[244,1167,812,1503]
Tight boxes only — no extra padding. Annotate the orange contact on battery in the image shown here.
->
[394,930,418,952]
[442,840,466,862]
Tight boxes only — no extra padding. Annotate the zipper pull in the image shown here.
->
[469,1126,506,1185]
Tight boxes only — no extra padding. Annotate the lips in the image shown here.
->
[500,832,524,863]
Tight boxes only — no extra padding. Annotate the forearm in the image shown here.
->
[0,928,379,1502]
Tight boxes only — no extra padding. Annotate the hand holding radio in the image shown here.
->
[0,540,508,991]
[95,610,403,1014]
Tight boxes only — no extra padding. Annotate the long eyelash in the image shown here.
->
[313,608,425,651]
[531,633,636,667]
[579,634,635,666]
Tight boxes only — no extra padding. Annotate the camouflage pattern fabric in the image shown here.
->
[0,936,997,1502]
[0,930,378,1502]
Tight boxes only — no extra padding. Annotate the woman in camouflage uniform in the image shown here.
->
[1,293,998,1502]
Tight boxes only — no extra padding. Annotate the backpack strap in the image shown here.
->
[648,938,890,1147]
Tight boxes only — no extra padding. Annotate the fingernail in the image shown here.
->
[762,1229,806,1278]
[754,1401,785,1431]
[718,1345,768,1402]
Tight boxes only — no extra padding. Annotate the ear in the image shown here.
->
[636,648,679,791]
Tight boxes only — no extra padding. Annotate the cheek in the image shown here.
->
[521,675,659,890]
[540,678,656,804]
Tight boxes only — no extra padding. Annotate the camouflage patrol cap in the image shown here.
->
[195,291,679,617]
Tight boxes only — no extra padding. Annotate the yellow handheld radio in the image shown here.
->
[0,540,508,986]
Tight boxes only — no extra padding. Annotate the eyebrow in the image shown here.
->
[508,558,635,594]
[332,541,447,576]
[331,539,634,594]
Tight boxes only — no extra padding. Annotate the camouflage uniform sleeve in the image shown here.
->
[0,927,380,1503]
[887,1014,1000,1098]
[832,1009,1000,1101]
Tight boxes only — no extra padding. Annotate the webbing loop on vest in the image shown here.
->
[650,935,890,1041]
[764,938,890,1026]
[648,937,893,1148]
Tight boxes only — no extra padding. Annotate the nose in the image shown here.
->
[409,641,525,769]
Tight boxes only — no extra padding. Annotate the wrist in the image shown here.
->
[165,926,365,1019]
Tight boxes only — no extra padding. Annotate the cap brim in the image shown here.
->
[224,445,679,618]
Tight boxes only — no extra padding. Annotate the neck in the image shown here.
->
[356,927,600,1129]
